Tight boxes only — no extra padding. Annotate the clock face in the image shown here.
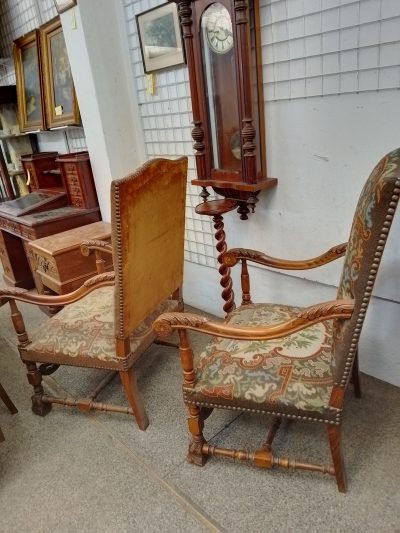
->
[204,3,233,54]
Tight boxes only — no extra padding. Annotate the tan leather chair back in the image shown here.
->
[111,157,187,339]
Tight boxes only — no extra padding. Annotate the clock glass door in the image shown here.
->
[201,3,241,173]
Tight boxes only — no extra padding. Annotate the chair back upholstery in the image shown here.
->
[333,148,400,385]
[111,157,187,339]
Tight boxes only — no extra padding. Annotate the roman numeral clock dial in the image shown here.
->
[205,5,233,54]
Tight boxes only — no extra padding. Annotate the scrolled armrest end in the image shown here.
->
[153,312,210,337]
[153,317,173,337]
[222,251,239,267]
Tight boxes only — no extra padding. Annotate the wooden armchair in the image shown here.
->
[0,157,187,430]
[154,148,400,490]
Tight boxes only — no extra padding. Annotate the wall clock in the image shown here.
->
[173,0,277,219]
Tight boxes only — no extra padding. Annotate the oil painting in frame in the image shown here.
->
[13,30,45,132]
[40,17,80,128]
[136,3,185,73]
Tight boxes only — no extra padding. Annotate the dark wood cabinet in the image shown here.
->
[57,152,99,209]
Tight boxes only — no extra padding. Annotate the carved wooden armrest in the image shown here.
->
[222,243,347,270]
[80,239,113,256]
[153,299,354,341]
[0,272,115,308]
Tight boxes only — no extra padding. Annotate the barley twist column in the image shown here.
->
[195,199,238,314]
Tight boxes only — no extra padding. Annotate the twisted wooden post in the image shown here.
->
[195,199,238,314]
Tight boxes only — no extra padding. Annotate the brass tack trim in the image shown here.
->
[113,182,125,339]
[340,181,400,386]
[182,396,341,424]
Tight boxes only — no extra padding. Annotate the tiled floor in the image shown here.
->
[1,281,400,532]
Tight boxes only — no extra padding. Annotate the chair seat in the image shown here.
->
[24,286,179,370]
[184,303,338,422]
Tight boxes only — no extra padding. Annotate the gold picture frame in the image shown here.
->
[40,17,80,129]
[13,30,45,132]
[136,3,185,73]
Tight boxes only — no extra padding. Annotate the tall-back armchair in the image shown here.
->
[0,157,187,430]
[154,148,400,490]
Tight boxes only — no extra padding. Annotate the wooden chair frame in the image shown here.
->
[0,157,187,431]
[154,244,354,490]
[153,145,400,492]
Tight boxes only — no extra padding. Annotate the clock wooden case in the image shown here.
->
[173,0,277,219]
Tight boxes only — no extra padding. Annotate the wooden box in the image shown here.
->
[27,221,112,294]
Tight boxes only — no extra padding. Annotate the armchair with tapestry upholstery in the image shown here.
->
[153,148,400,490]
[0,157,187,430]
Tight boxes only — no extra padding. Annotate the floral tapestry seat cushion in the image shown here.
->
[25,286,178,370]
[184,303,338,422]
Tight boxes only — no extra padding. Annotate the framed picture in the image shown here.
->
[13,30,45,132]
[136,3,185,73]
[40,17,80,128]
[53,0,77,14]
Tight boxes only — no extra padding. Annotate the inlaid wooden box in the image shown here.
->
[27,221,112,295]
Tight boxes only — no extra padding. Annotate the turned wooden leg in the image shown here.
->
[351,349,361,398]
[0,382,18,414]
[25,362,52,417]
[119,369,149,431]
[261,416,282,450]
[187,405,208,466]
[327,425,347,493]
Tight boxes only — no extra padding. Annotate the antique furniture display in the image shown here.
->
[0,85,38,200]
[0,381,18,443]
[40,17,80,128]
[173,0,277,219]
[0,157,188,431]
[154,148,400,491]
[27,221,112,295]
[0,150,101,289]
[13,30,45,132]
